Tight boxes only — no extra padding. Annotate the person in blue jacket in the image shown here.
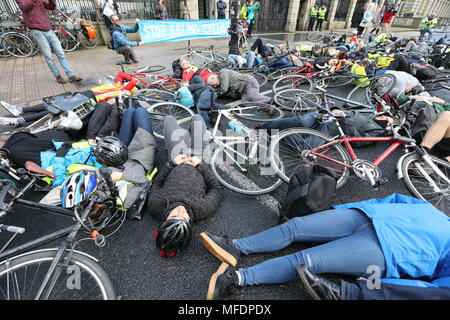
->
[110,14,144,64]
[199,193,450,300]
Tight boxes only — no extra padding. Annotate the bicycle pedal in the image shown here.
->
[373,178,388,189]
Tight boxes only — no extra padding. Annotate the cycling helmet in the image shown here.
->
[60,171,99,208]
[95,136,128,167]
[154,218,192,258]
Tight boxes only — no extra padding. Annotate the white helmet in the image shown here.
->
[60,171,99,208]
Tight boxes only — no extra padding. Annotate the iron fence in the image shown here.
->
[0,0,181,22]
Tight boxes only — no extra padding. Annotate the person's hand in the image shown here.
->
[138,41,144,46]
[88,138,97,145]
[110,171,123,182]
[173,154,188,165]
[186,156,201,167]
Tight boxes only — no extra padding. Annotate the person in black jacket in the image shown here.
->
[147,115,223,257]
[217,0,227,19]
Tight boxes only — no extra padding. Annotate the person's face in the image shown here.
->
[111,15,121,27]
[209,76,219,87]
[180,59,190,70]
[329,58,338,66]
[278,44,286,50]
[167,206,190,223]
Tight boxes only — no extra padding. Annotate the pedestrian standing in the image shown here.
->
[15,0,82,84]
[380,7,397,35]
[357,2,373,37]
[156,0,168,20]
[369,4,384,35]
[246,0,260,38]
[419,13,438,42]
[217,0,227,19]
[308,3,318,31]
[315,4,327,31]
[101,0,118,31]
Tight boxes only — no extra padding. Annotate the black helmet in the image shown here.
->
[154,219,192,258]
[96,136,128,167]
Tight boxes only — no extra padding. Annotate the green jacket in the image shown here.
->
[397,95,450,115]
[247,4,260,20]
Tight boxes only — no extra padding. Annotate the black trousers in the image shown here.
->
[85,101,121,140]
[308,17,316,31]
[315,19,324,31]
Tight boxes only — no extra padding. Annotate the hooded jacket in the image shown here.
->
[334,193,450,287]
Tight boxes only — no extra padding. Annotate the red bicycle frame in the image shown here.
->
[311,135,405,169]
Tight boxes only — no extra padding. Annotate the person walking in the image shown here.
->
[217,0,227,19]
[15,0,82,84]
[245,0,260,38]
[380,6,397,34]
[357,2,373,37]
[315,4,327,31]
[156,0,169,20]
[369,4,384,35]
[308,3,318,31]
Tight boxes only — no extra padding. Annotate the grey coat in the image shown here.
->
[217,69,253,98]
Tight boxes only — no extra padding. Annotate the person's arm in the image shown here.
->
[189,164,224,221]
[122,20,140,34]
[15,0,38,12]
[112,31,139,47]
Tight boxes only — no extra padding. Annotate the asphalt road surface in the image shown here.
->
[0,55,449,301]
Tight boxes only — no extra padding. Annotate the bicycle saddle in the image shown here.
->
[25,161,56,179]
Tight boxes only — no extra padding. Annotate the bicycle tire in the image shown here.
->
[346,74,397,107]
[401,153,450,215]
[158,77,180,92]
[210,140,283,195]
[0,249,116,300]
[180,52,208,69]
[273,89,321,113]
[133,65,166,74]
[0,34,11,58]
[272,75,313,93]
[307,31,324,42]
[144,101,195,140]
[324,74,355,88]
[78,30,98,49]
[231,102,284,122]
[267,67,304,81]
[134,88,174,101]
[61,31,78,52]
[238,69,268,87]
[269,128,351,189]
[1,32,34,58]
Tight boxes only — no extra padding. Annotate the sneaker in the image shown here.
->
[200,232,241,267]
[56,75,66,84]
[68,75,82,82]
[0,116,20,127]
[0,101,22,117]
[296,264,341,300]
[206,262,239,300]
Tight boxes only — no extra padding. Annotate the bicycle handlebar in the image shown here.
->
[0,224,25,234]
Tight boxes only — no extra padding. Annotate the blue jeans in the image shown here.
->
[228,52,256,68]
[269,57,293,71]
[118,105,153,145]
[234,209,386,286]
[195,88,228,128]
[420,27,433,41]
[29,29,74,78]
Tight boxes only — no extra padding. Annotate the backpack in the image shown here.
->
[278,165,337,223]
[401,100,438,143]
[172,59,183,79]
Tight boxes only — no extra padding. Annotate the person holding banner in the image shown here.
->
[110,15,144,64]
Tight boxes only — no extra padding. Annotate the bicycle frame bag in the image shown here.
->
[278,165,337,223]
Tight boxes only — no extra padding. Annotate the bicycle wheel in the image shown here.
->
[78,29,98,49]
[238,69,268,87]
[134,88,174,101]
[270,128,351,189]
[59,30,78,52]
[272,75,313,93]
[2,33,34,58]
[231,102,284,122]
[323,74,355,88]
[180,52,208,69]
[158,77,180,92]
[0,249,116,300]
[267,67,303,81]
[0,35,11,58]
[210,140,283,195]
[307,31,324,42]
[273,89,321,113]
[401,153,450,215]
[346,74,396,107]
[144,101,195,140]
[133,65,166,73]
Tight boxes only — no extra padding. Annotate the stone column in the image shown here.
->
[326,0,339,30]
[285,0,302,32]
[296,0,315,31]
[91,0,108,45]
[345,0,359,29]
[180,0,199,20]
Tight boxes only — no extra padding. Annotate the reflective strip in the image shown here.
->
[115,180,132,206]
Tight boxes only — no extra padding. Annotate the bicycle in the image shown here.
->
[307,30,341,43]
[269,87,450,213]
[0,158,123,299]
[118,63,180,92]
[52,10,98,52]
[180,40,230,71]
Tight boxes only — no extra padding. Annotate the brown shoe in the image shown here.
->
[56,75,66,84]
[68,75,82,82]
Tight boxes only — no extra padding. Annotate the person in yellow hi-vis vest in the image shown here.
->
[350,62,369,87]
[316,4,327,31]
[419,13,438,42]
[308,3,319,31]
